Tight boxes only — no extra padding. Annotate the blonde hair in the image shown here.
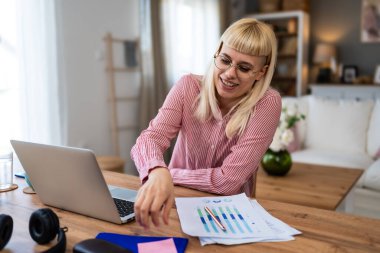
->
[195,18,277,138]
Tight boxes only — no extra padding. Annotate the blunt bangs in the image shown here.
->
[220,19,273,63]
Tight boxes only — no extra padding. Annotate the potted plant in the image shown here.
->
[261,105,305,176]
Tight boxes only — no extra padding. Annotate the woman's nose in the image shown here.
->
[224,64,238,78]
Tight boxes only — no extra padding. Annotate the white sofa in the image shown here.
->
[282,95,380,219]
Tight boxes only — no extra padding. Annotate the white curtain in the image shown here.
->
[0,1,21,149]
[160,0,223,86]
[138,0,223,130]
[138,0,222,163]
[16,0,64,145]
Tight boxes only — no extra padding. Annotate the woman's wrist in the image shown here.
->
[148,167,171,180]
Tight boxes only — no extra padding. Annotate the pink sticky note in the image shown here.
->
[137,238,178,253]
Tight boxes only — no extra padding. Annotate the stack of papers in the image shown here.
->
[175,193,301,246]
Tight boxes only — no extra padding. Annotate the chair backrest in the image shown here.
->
[96,156,125,173]
[251,171,257,198]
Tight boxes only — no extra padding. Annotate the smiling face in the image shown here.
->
[213,45,267,112]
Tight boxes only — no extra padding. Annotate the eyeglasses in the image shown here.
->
[214,55,259,79]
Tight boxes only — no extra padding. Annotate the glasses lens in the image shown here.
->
[214,55,230,70]
[214,55,254,79]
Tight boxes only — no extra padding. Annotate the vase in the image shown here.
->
[261,149,292,176]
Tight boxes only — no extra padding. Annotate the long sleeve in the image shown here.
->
[131,74,281,195]
[130,75,192,182]
[169,90,281,195]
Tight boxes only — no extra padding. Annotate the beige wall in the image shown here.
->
[57,0,139,174]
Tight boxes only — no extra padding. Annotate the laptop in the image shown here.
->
[10,140,137,224]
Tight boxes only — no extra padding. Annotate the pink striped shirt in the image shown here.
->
[131,74,281,196]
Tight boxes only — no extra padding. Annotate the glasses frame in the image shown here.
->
[213,54,260,79]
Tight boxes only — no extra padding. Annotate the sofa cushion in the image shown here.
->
[291,149,373,170]
[367,99,380,158]
[291,148,374,188]
[362,159,380,191]
[305,97,373,154]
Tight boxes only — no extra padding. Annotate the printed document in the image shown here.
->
[175,193,276,238]
[175,193,301,245]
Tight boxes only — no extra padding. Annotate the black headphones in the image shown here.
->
[0,208,67,253]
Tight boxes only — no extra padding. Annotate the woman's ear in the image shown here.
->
[254,65,269,81]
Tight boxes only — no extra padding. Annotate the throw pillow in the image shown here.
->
[363,159,380,191]
[305,97,374,154]
[375,148,380,160]
[367,99,380,158]
[282,95,309,148]
[287,126,300,152]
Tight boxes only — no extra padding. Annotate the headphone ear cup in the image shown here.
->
[0,214,13,250]
[29,208,60,244]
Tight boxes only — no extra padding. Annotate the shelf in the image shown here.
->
[247,11,309,97]
[277,54,297,58]
[310,84,380,100]
[107,97,139,102]
[104,32,141,156]
[275,32,298,37]
[105,67,139,72]
[273,77,297,82]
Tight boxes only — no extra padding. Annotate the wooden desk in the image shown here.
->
[2,172,380,253]
[256,162,363,210]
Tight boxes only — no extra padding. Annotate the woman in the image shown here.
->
[131,18,282,229]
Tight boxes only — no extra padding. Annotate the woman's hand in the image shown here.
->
[134,167,174,229]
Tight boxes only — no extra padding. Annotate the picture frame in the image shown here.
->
[341,65,358,84]
[374,65,380,84]
[361,0,380,43]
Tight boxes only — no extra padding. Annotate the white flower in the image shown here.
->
[270,128,283,152]
[279,120,287,131]
[269,105,305,152]
[280,129,294,147]
[287,107,296,117]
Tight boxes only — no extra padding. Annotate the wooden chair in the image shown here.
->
[96,156,125,173]
[251,171,257,198]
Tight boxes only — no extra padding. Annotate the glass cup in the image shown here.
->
[0,150,13,190]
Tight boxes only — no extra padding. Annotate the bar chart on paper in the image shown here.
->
[176,193,275,238]
[197,205,254,235]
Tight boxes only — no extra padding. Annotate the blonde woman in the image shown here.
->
[131,18,281,229]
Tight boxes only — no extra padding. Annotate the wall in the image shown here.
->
[246,0,380,77]
[309,0,380,77]
[57,0,140,174]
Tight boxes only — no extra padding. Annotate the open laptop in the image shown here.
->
[10,140,137,224]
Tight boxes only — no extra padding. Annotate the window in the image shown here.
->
[160,0,222,86]
[0,1,21,148]
[0,0,63,149]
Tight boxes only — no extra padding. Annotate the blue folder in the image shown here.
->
[96,232,189,253]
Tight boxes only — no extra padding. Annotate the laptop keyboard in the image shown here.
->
[113,198,134,217]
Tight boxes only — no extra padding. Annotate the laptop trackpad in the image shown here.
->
[108,185,137,201]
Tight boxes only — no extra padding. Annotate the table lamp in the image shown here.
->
[313,43,337,83]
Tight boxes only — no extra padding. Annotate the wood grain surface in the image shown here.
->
[1,171,379,253]
[256,162,363,210]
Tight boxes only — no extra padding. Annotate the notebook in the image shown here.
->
[96,233,189,253]
[10,140,137,224]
